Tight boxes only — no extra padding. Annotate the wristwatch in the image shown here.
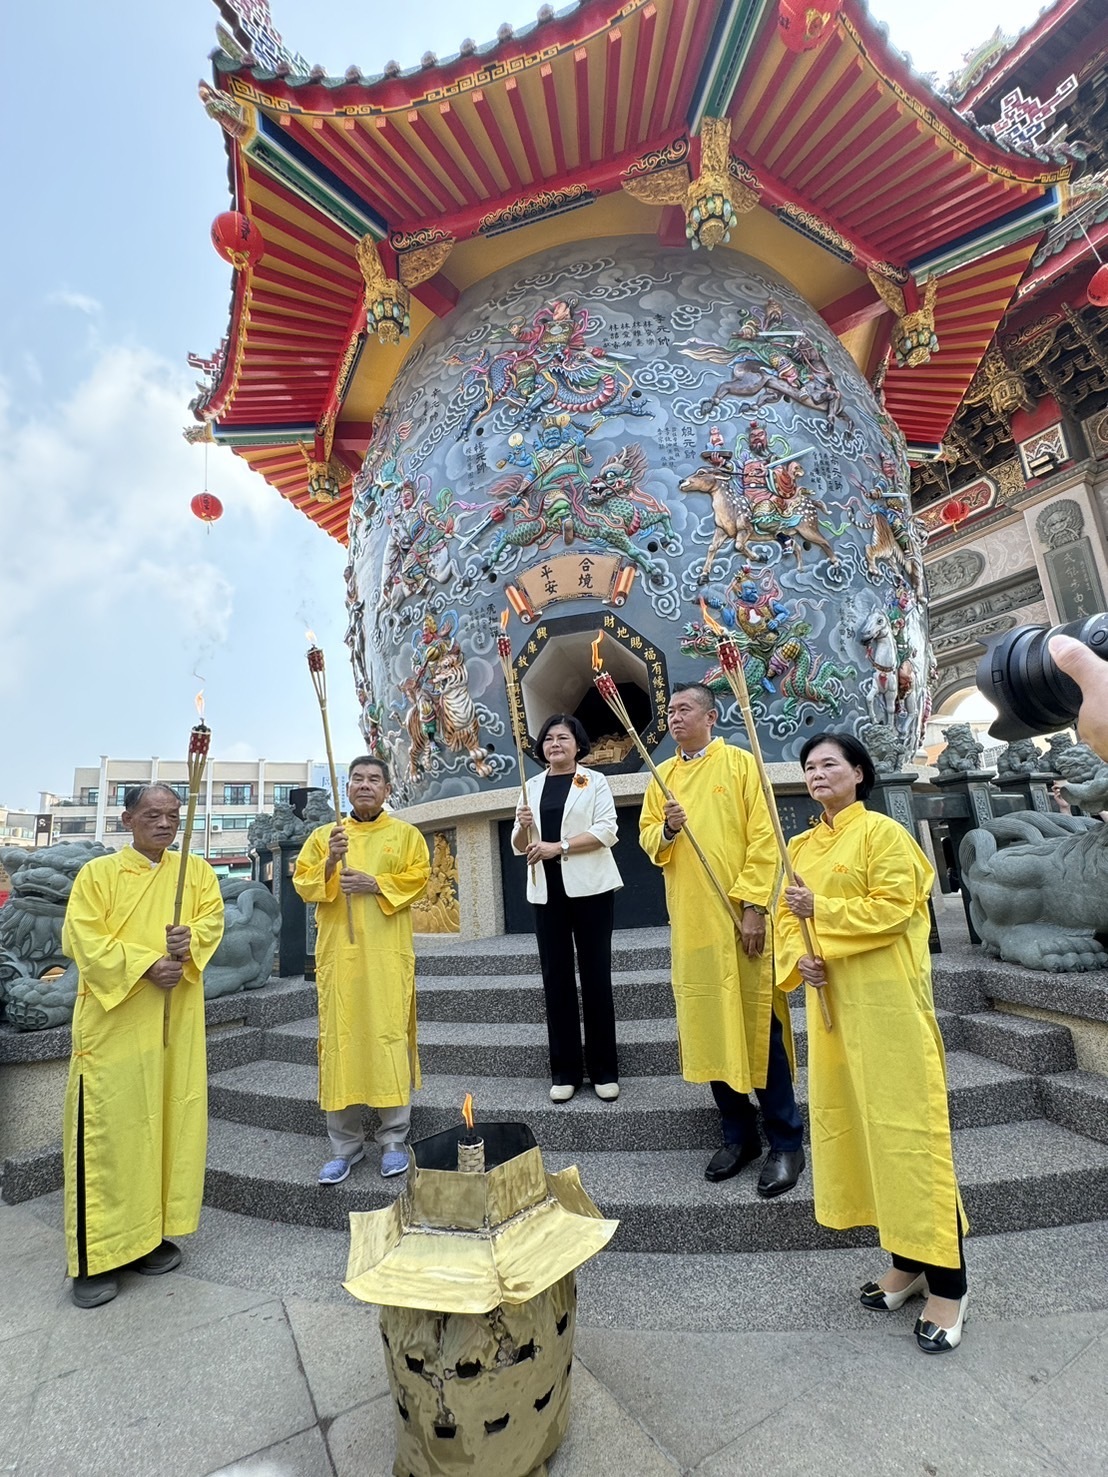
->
[742,901,767,916]
[560,839,570,857]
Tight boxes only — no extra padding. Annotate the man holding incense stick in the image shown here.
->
[294,756,430,1184]
[61,784,224,1308]
[640,684,805,1193]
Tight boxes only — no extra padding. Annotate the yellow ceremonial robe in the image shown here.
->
[293,812,430,1111]
[640,738,781,1093]
[775,802,965,1269]
[62,846,224,1277]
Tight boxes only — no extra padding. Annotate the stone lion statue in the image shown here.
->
[248,802,308,853]
[936,722,985,775]
[0,849,283,1030]
[0,842,111,1030]
[859,722,902,774]
[204,880,281,998]
[995,738,1041,777]
[960,743,1108,971]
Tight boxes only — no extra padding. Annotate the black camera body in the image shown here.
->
[977,614,1108,741]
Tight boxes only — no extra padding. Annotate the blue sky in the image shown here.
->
[0,0,1045,809]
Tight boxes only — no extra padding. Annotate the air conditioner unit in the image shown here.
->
[209,819,223,833]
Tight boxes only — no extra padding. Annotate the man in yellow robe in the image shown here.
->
[640,683,804,1193]
[62,784,224,1309]
[293,755,430,1184]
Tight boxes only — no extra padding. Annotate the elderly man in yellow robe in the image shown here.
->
[62,783,224,1309]
[294,755,430,1184]
[640,683,805,1194]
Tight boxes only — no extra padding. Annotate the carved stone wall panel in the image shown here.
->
[928,550,985,602]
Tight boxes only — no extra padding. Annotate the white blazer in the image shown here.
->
[512,764,623,905]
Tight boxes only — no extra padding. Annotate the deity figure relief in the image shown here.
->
[449,296,649,435]
[398,614,492,780]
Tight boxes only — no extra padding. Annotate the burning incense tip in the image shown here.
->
[591,631,604,672]
[461,1093,475,1131]
[698,600,723,635]
[305,628,316,644]
[499,609,510,632]
[194,690,205,721]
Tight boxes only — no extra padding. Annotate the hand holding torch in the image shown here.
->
[306,638,356,944]
[497,613,538,886]
[701,606,832,1032]
[167,699,211,1047]
[590,632,742,928]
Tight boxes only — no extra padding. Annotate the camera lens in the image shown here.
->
[977,613,1108,741]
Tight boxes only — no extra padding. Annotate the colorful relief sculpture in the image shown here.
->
[336,240,931,798]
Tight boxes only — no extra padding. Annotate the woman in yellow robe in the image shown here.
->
[62,786,224,1306]
[293,757,430,1182]
[776,732,969,1354]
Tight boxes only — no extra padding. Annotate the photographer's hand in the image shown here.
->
[1050,635,1108,761]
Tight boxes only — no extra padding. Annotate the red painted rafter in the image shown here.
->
[797,116,932,202]
[373,117,454,212]
[574,47,592,168]
[540,64,569,177]
[282,117,412,222]
[250,292,351,328]
[505,78,545,183]
[756,30,845,171]
[251,259,355,310]
[472,89,526,192]
[601,29,622,161]
[249,197,360,275]
[759,59,865,182]
[439,102,503,195]
[672,0,730,126]
[338,119,441,217]
[405,110,478,207]
[646,0,690,139]
[255,236,360,294]
[626,4,658,149]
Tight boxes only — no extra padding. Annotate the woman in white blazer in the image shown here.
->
[512,714,623,1103]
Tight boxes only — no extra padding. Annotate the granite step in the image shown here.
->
[414,927,671,977]
[206,1051,1039,1148]
[414,969,677,1023]
[205,1023,264,1075]
[264,1015,682,1078]
[200,1116,1108,1250]
[1039,1069,1108,1146]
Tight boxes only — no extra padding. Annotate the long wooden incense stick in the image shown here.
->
[701,606,833,1032]
[168,711,211,1047]
[497,613,537,886]
[590,633,742,928]
[306,641,356,944]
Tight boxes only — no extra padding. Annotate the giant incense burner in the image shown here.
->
[344,1118,618,1477]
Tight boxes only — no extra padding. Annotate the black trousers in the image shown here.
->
[892,1221,967,1300]
[709,1010,803,1152]
[532,866,618,1088]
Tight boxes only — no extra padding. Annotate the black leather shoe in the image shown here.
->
[756,1147,806,1198]
[132,1239,182,1276]
[704,1141,761,1182]
[72,1272,119,1309]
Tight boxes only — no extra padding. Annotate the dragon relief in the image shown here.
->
[448,296,650,436]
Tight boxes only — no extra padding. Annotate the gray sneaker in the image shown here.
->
[318,1148,365,1185]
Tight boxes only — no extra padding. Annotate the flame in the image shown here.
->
[305,628,317,646]
[461,1093,474,1131]
[591,631,605,672]
[195,690,205,721]
[499,609,509,632]
[698,600,725,636]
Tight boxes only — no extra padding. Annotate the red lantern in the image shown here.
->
[210,212,265,271]
[778,0,842,51]
[191,492,224,524]
[940,498,970,531]
[1087,263,1108,308]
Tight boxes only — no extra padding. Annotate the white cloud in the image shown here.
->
[0,340,358,807]
[46,288,102,316]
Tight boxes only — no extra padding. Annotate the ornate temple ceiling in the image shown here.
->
[193,0,1068,541]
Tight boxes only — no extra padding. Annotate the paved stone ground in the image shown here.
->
[5,1196,1108,1476]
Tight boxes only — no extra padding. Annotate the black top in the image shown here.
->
[539,770,575,844]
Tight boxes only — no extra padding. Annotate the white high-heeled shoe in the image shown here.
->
[550,1083,575,1103]
[858,1271,926,1311]
[915,1293,968,1353]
